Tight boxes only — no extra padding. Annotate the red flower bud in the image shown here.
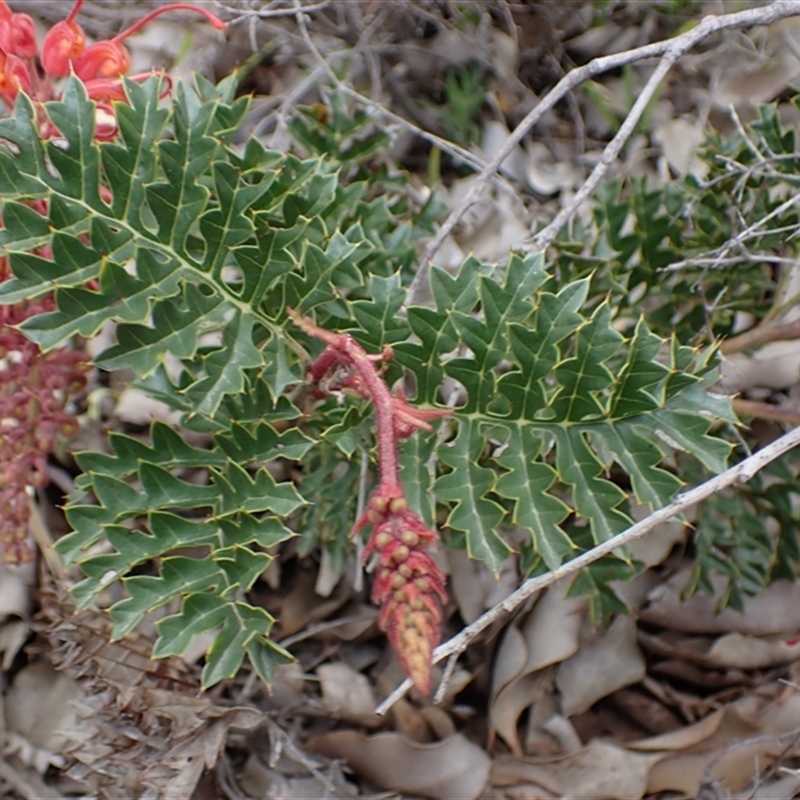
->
[93,103,118,141]
[0,11,36,58]
[74,39,129,82]
[0,51,30,105]
[41,19,86,77]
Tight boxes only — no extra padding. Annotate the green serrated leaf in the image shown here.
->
[435,417,510,574]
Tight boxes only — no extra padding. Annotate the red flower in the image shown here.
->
[0,5,37,59]
[74,40,130,82]
[41,18,86,77]
[0,50,30,105]
[289,311,451,694]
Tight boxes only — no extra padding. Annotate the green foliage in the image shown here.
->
[553,99,800,343]
[549,97,800,607]
[440,63,486,146]
[0,76,739,683]
[685,452,800,612]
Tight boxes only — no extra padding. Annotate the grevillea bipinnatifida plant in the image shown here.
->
[0,1,225,563]
[0,15,745,688]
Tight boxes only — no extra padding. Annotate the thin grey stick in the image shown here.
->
[218,0,333,23]
[663,195,800,272]
[291,1,502,177]
[407,0,800,302]
[376,423,800,715]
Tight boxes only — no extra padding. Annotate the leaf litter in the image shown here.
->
[6,1,800,799]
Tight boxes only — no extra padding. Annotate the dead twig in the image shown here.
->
[217,0,333,23]
[733,398,800,425]
[376,423,800,714]
[291,0,502,178]
[721,318,800,355]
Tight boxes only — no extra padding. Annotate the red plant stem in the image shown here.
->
[65,0,84,24]
[339,337,400,487]
[307,345,340,384]
[112,3,226,42]
[289,310,448,693]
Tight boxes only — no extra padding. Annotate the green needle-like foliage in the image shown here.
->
[0,75,738,685]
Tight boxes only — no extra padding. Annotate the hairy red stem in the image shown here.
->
[112,3,226,42]
[289,310,450,693]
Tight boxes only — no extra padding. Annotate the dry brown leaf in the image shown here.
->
[36,586,262,798]
[748,773,800,800]
[490,581,585,755]
[641,573,800,634]
[556,616,646,717]
[722,342,800,393]
[714,19,800,108]
[653,116,707,178]
[278,572,351,637]
[0,563,32,620]
[0,619,30,671]
[420,706,457,740]
[240,752,357,800]
[317,662,381,728]
[492,740,661,800]
[307,730,491,800]
[388,696,435,743]
[628,685,800,796]
[625,506,689,569]
[640,628,800,670]
[482,120,528,183]
[525,141,582,196]
[4,662,82,759]
[460,193,530,261]
[557,615,646,717]
[448,548,518,624]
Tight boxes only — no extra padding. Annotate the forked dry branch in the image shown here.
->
[378,423,800,714]
[407,0,800,300]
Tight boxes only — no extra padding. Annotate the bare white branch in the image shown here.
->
[376,423,800,715]
[407,0,800,303]
[217,0,333,23]
[663,193,800,272]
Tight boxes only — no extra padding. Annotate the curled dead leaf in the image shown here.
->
[307,730,490,800]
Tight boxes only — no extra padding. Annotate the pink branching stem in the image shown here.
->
[65,0,84,24]
[339,337,400,487]
[112,3,226,42]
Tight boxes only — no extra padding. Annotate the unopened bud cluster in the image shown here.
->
[357,487,447,694]
[290,310,451,693]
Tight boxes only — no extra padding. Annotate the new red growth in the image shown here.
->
[290,310,450,694]
[0,256,89,563]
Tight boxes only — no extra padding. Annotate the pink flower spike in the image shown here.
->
[112,3,226,43]
[73,40,130,81]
